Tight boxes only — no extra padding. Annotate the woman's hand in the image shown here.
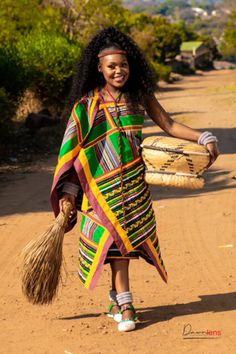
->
[59,193,77,220]
[206,142,220,167]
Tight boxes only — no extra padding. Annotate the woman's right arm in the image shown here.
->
[59,167,79,215]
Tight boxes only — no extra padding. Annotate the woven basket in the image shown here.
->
[141,136,210,189]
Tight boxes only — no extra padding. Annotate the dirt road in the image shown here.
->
[0,70,235,354]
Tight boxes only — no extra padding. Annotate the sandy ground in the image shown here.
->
[0,70,235,354]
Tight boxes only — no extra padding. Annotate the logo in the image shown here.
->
[182,323,222,339]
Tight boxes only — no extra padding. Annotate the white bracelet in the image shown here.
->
[62,182,79,197]
[198,131,218,146]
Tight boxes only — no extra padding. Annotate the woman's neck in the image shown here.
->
[104,84,122,101]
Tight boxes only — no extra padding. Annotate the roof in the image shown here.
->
[181,41,203,52]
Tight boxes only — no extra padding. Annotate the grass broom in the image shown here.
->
[21,201,73,305]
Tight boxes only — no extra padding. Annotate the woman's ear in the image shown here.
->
[98,63,102,72]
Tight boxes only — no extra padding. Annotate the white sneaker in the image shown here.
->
[113,313,122,323]
[118,320,136,332]
[117,304,137,332]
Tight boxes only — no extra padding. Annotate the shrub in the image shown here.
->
[16,31,83,104]
[0,88,16,143]
[0,0,62,45]
[220,11,236,62]
[151,61,172,82]
[0,46,28,97]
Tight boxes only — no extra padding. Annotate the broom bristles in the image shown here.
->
[21,201,73,305]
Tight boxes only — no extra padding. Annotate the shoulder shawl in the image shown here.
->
[50,90,100,226]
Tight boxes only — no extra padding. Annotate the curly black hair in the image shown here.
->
[67,26,157,112]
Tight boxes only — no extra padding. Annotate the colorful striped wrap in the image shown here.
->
[51,89,167,289]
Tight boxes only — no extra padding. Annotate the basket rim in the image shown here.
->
[141,145,210,156]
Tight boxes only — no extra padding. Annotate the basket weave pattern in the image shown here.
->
[141,136,210,189]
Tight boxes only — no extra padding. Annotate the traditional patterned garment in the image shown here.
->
[51,89,167,289]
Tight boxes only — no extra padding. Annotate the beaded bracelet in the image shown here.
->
[116,291,133,306]
[198,131,218,146]
[62,182,79,196]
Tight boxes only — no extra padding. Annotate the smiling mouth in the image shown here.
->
[114,75,125,81]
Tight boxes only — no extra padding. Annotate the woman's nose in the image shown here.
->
[115,66,122,73]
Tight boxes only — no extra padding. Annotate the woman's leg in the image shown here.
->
[110,259,134,320]
[111,271,116,292]
[108,274,119,317]
[107,264,121,318]
[110,259,130,292]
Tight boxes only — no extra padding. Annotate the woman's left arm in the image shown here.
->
[144,94,220,166]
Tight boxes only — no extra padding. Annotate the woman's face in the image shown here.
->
[98,53,130,90]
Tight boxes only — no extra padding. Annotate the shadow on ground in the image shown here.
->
[158,86,205,93]
[136,291,236,330]
[59,313,102,320]
[149,167,235,202]
[57,291,236,328]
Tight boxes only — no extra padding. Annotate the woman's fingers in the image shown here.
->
[206,142,220,167]
[59,194,76,213]
[59,198,66,212]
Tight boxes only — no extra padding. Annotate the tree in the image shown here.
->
[0,0,61,45]
[58,0,129,43]
[152,17,182,62]
[131,24,157,59]
[176,20,198,41]
[220,11,236,61]
[198,34,220,60]
[129,15,182,63]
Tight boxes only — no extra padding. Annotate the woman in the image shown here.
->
[51,27,219,332]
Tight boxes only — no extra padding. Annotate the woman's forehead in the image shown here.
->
[100,53,128,63]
